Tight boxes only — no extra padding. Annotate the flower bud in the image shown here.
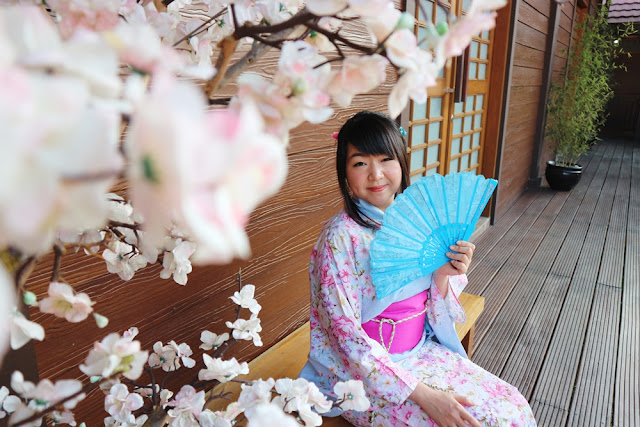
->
[395,12,415,30]
[94,313,109,328]
[435,21,449,36]
[23,291,37,306]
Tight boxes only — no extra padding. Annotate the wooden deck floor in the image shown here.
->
[467,137,639,427]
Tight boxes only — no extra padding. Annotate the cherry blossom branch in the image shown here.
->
[13,374,119,427]
[233,9,315,38]
[51,244,63,283]
[61,169,123,183]
[304,22,377,54]
[172,8,227,47]
[14,255,37,291]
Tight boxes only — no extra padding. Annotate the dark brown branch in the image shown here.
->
[15,256,37,290]
[61,169,122,183]
[51,245,63,283]
[172,8,227,47]
[305,22,377,54]
[233,9,315,39]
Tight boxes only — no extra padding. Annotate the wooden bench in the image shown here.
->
[209,292,484,425]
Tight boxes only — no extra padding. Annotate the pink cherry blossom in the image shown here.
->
[0,69,122,255]
[384,29,419,70]
[237,378,275,418]
[388,50,438,118]
[38,282,95,323]
[168,340,196,369]
[440,12,497,59]
[467,0,508,16]
[10,371,85,410]
[148,341,179,371]
[198,354,249,383]
[329,54,388,107]
[160,239,196,285]
[47,0,121,39]
[105,383,144,425]
[102,240,148,281]
[166,385,206,426]
[80,332,148,380]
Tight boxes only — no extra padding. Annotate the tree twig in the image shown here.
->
[51,244,63,283]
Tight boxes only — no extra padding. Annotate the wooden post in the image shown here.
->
[528,0,568,188]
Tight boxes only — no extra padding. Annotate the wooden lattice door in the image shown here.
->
[404,0,495,183]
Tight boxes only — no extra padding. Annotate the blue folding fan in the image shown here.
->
[370,171,498,299]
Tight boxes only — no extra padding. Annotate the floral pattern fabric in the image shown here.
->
[304,210,536,426]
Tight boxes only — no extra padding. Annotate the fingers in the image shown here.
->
[453,396,481,427]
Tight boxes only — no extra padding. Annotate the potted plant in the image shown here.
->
[544,4,634,191]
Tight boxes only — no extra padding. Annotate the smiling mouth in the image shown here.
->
[368,185,387,192]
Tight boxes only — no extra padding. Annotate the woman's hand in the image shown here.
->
[409,383,481,427]
[432,241,475,296]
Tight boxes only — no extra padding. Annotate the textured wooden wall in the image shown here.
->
[495,0,578,218]
[17,17,401,424]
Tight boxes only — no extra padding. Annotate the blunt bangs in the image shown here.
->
[335,111,410,228]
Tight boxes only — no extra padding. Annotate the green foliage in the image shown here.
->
[545,4,635,167]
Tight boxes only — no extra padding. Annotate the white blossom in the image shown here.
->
[80,332,148,380]
[199,330,229,351]
[38,282,95,323]
[230,284,261,314]
[237,378,275,418]
[10,308,44,350]
[148,341,179,372]
[225,314,262,346]
[104,383,144,425]
[166,385,205,426]
[159,239,196,285]
[102,240,148,281]
[246,403,299,427]
[334,380,370,411]
[198,354,249,383]
[0,386,20,419]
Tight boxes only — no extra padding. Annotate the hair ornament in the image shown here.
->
[399,126,407,137]
[331,131,339,140]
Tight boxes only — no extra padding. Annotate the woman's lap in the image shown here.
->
[341,341,537,426]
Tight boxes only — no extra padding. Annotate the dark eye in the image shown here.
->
[382,157,394,162]
[353,161,365,167]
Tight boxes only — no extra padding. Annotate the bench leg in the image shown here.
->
[461,324,476,358]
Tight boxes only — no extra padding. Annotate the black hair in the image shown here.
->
[336,111,410,228]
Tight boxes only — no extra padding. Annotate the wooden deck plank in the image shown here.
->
[470,190,570,348]
[469,190,541,270]
[498,143,614,398]
[615,140,640,427]
[529,141,626,426]
[465,190,554,296]
[567,285,621,426]
[471,142,610,377]
[566,140,632,426]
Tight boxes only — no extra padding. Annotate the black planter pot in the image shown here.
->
[545,161,583,191]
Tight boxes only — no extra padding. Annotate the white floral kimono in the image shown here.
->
[299,208,536,426]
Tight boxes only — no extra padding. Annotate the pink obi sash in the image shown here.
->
[362,290,428,354]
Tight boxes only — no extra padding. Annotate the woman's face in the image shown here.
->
[345,143,402,212]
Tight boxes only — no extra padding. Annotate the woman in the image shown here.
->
[299,111,536,426]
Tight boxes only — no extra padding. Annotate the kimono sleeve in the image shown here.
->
[427,274,468,325]
[309,227,419,406]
